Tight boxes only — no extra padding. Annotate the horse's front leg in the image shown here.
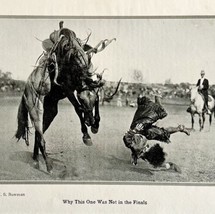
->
[191,114,195,130]
[75,107,93,146]
[66,91,92,146]
[199,113,203,131]
[209,114,212,126]
[91,96,100,134]
[202,113,205,130]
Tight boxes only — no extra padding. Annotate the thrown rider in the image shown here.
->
[123,92,191,168]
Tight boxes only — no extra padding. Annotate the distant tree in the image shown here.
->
[133,69,143,83]
[5,71,12,79]
[0,69,25,93]
[179,82,190,90]
[165,78,172,85]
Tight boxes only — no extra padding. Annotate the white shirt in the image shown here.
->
[200,77,205,88]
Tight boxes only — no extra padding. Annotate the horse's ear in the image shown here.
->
[188,85,194,91]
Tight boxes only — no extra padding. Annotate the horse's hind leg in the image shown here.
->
[33,133,40,169]
[43,96,59,133]
[36,97,59,172]
[38,134,53,173]
[30,101,52,172]
[209,114,212,126]
[33,130,52,173]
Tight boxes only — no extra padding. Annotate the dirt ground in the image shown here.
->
[1,96,215,183]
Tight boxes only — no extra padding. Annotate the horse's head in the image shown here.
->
[190,86,199,103]
[77,89,98,126]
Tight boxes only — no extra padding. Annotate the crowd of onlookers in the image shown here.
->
[0,71,25,93]
[101,81,215,107]
[101,81,187,104]
[1,70,215,107]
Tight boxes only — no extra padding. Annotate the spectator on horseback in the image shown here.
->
[196,70,211,115]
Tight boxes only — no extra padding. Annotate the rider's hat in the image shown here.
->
[201,70,205,75]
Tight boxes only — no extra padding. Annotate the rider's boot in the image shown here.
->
[178,125,191,136]
[207,109,211,115]
[206,106,211,115]
[203,101,211,115]
[186,106,191,113]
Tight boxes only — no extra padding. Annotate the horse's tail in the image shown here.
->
[15,95,30,146]
[214,106,215,118]
[211,95,215,118]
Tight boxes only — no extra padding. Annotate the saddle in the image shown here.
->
[42,28,77,53]
[42,38,54,52]
[198,91,212,102]
[197,91,212,114]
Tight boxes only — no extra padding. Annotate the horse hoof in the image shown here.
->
[33,161,39,170]
[48,170,53,174]
[169,162,182,173]
[83,137,93,146]
[47,165,53,173]
[91,127,98,134]
[131,156,137,165]
[46,159,53,173]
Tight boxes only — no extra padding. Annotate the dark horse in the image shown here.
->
[15,28,118,172]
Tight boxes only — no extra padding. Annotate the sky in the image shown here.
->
[0,18,215,84]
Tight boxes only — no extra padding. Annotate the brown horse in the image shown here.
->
[15,28,117,172]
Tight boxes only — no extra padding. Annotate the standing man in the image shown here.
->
[196,70,211,114]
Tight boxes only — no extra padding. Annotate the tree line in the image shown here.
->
[0,70,25,93]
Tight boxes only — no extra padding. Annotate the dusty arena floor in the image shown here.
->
[1,96,215,183]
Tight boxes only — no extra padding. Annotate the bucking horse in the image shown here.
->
[15,26,120,173]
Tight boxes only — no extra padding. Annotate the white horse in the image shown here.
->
[188,87,215,131]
